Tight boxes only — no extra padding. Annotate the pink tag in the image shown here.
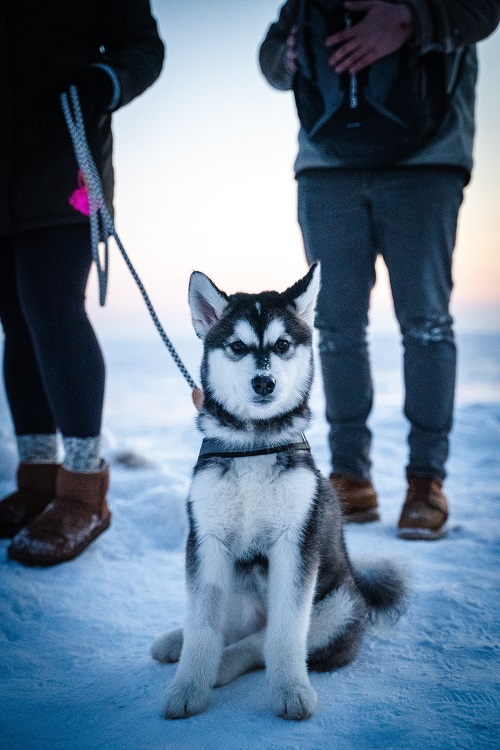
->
[69,171,90,216]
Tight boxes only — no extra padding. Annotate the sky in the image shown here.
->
[87,1,500,337]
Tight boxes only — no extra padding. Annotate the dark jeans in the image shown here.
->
[0,224,105,438]
[298,167,466,480]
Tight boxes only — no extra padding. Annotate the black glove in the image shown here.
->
[67,65,116,120]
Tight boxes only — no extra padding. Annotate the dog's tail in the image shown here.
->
[352,557,408,623]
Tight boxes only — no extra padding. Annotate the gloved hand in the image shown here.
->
[66,65,116,120]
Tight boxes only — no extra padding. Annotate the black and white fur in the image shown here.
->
[152,264,406,720]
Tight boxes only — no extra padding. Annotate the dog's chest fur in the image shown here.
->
[190,454,317,557]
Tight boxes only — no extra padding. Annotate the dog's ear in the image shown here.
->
[285,263,321,327]
[188,271,229,339]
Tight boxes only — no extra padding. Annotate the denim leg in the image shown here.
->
[298,170,376,480]
[373,168,466,479]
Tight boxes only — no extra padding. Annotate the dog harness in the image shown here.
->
[197,433,310,460]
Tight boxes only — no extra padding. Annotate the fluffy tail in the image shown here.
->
[352,558,408,623]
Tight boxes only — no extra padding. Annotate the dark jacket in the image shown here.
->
[259,0,499,175]
[0,0,165,235]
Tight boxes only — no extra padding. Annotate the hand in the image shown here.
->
[325,1,415,74]
[285,25,298,74]
[65,66,114,120]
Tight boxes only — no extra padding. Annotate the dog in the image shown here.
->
[151,263,406,720]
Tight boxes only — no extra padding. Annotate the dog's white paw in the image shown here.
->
[215,635,265,686]
[161,680,211,720]
[151,628,183,663]
[271,681,318,721]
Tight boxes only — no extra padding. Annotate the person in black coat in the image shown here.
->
[0,0,165,566]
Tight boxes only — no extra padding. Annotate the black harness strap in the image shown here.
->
[198,433,310,460]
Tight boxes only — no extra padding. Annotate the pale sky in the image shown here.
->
[88,1,500,338]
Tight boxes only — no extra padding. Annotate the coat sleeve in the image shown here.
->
[405,0,500,52]
[259,0,300,91]
[98,0,165,109]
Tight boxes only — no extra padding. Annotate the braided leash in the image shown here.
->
[61,86,199,395]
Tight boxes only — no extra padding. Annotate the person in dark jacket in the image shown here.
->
[259,0,499,539]
[0,0,165,565]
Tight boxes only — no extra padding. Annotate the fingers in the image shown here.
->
[287,24,298,48]
[285,24,298,74]
[326,30,377,74]
[325,26,356,50]
[330,44,378,75]
[324,2,414,74]
[343,0,376,9]
[324,11,370,73]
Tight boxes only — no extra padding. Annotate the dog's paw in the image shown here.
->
[215,634,265,686]
[271,681,318,721]
[151,628,183,663]
[161,680,211,720]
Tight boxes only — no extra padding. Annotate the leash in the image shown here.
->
[61,86,201,401]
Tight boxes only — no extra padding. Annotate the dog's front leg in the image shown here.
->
[162,535,231,719]
[265,534,318,720]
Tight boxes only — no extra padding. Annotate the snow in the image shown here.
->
[0,332,499,750]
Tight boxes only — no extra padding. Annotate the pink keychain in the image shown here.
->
[69,170,90,216]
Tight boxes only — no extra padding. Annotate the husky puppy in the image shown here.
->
[152,264,406,720]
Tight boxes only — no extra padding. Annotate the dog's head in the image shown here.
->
[188,264,320,423]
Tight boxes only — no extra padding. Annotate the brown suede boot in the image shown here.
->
[330,473,380,523]
[397,474,449,540]
[8,463,111,566]
[0,463,60,539]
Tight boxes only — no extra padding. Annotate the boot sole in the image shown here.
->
[397,523,449,541]
[343,508,381,524]
[8,514,111,567]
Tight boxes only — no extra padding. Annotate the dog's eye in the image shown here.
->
[275,338,291,354]
[229,340,248,355]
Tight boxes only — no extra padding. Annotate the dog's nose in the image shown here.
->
[252,374,276,396]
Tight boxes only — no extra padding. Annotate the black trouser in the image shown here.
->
[0,224,105,438]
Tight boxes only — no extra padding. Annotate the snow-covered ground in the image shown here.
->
[0,331,499,750]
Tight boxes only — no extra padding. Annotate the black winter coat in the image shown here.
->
[0,0,165,235]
